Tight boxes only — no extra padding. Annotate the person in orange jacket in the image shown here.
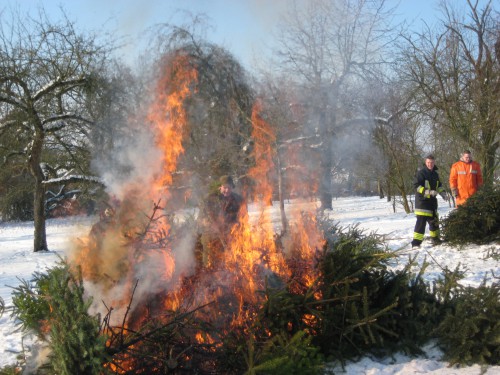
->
[449,150,483,206]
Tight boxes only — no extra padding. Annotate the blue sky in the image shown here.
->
[1,0,493,70]
[2,0,292,68]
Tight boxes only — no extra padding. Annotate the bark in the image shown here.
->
[33,179,47,251]
[276,152,288,234]
[400,192,411,214]
[386,176,391,203]
[483,142,498,186]
[377,179,384,199]
[29,132,48,251]
[319,108,333,210]
[319,155,333,210]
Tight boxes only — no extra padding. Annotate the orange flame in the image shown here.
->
[148,54,198,193]
[67,59,331,372]
[248,98,276,204]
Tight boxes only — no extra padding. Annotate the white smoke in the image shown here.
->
[98,125,163,201]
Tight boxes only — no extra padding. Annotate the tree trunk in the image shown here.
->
[377,179,384,199]
[319,108,333,210]
[400,192,411,214]
[33,180,48,251]
[29,133,48,252]
[276,152,288,234]
[319,155,333,210]
[482,143,498,187]
[386,177,391,202]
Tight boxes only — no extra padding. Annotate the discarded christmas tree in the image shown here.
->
[441,185,500,246]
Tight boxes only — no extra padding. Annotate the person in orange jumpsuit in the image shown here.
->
[449,150,483,206]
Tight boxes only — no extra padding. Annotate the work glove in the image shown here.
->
[451,188,458,198]
[439,192,449,201]
[429,190,438,197]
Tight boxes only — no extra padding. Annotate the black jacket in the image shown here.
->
[413,164,444,214]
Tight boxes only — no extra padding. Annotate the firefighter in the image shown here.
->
[411,154,449,248]
[197,175,247,269]
[449,150,483,206]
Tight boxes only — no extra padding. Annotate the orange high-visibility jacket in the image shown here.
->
[449,160,483,206]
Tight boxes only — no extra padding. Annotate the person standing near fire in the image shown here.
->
[449,150,483,206]
[197,175,247,269]
[411,154,449,248]
[89,206,116,252]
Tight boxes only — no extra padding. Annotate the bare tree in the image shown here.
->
[273,0,397,209]
[399,0,500,185]
[143,22,255,206]
[0,8,112,251]
[252,76,320,232]
[372,116,421,213]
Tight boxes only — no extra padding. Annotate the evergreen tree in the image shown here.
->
[11,261,109,374]
[434,276,500,366]
[442,186,500,245]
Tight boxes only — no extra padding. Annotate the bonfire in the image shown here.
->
[66,54,326,373]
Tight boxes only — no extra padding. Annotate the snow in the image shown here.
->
[42,174,104,185]
[0,196,499,374]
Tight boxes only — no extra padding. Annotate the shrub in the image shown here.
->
[6,213,499,373]
[441,185,500,245]
[434,278,500,366]
[240,331,325,375]
[10,261,108,374]
[316,223,439,360]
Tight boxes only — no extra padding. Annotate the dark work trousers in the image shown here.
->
[411,211,439,247]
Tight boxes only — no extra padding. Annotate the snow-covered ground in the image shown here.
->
[1,196,499,374]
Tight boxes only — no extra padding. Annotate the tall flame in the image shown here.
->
[148,54,198,195]
[248,98,276,204]
[67,58,330,372]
